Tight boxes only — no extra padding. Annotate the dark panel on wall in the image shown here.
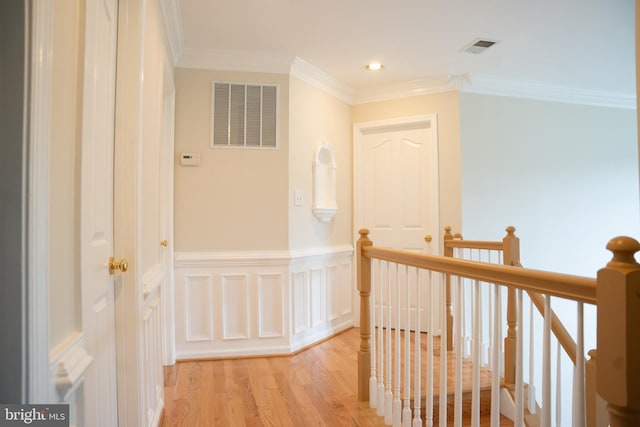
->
[0,0,26,403]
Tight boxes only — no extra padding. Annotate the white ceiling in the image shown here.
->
[172,0,636,104]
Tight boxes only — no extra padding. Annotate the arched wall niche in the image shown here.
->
[312,141,337,222]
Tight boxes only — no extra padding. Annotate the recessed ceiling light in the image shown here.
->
[365,63,384,71]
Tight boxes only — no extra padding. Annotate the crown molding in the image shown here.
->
[173,44,635,109]
[461,74,636,109]
[289,57,354,104]
[177,48,295,74]
[352,75,459,105]
[159,0,184,65]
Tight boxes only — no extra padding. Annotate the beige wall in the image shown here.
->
[351,91,463,233]
[49,0,84,349]
[288,77,353,250]
[174,69,290,252]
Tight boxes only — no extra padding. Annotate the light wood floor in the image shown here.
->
[161,327,513,426]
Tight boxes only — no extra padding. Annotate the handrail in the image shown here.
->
[444,227,580,365]
[357,228,640,426]
[362,245,597,305]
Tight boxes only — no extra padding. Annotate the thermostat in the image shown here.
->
[180,153,200,166]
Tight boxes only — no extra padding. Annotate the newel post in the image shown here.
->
[597,236,640,426]
[357,229,373,401]
[444,226,454,351]
[503,226,520,386]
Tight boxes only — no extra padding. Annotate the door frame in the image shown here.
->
[160,55,176,366]
[26,0,53,403]
[352,114,440,326]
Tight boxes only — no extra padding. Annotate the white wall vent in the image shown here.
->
[211,82,278,148]
[461,38,499,54]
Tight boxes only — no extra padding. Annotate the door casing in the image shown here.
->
[353,115,441,329]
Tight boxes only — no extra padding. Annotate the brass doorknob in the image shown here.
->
[109,257,129,274]
[424,234,433,243]
[160,240,168,247]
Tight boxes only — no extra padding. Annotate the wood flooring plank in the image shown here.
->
[161,328,514,427]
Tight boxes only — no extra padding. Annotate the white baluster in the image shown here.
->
[426,271,433,427]
[488,282,493,369]
[439,273,447,427]
[454,275,463,427]
[556,340,562,427]
[413,269,422,427]
[542,295,552,427]
[490,284,501,427]
[515,289,524,427]
[378,261,385,416]
[386,262,393,424]
[572,302,585,427]
[394,264,402,427]
[403,266,412,427]
[472,280,481,427]
[528,298,536,414]
[371,259,377,409]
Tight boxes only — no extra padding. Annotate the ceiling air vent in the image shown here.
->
[462,38,499,54]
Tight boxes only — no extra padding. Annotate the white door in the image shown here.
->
[80,0,119,425]
[355,116,440,332]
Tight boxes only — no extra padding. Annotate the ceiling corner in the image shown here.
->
[352,76,460,105]
[159,0,185,65]
[462,74,637,109]
[289,57,355,105]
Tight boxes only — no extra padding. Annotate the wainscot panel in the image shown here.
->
[174,246,353,359]
[49,333,92,427]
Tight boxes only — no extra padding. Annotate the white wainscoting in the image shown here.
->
[49,333,92,427]
[174,245,354,359]
[141,266,165,427]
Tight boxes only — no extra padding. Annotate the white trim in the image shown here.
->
[175,46,634,109]
[352,75,458,105]
[289,57,354,104]
[289,244,354,260]
[289,318,352,353]
[461,74,636,109]
[161,54,176,365]
[174,247,354,359]
[221,274,250,340]
[158,0,183,65]
[49,333,93,402]
[257,273,286,338]
[178,47,295,74]
[175,320,353,359]
[142,263,164,299]
[175,245,354,267]
[175,250,292,267]
[184,274,214,342]
[27,0,52,404]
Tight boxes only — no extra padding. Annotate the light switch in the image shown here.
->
[294,190,304,206]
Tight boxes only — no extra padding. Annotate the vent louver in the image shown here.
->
[211,82,278,148]
[462,38,499,54]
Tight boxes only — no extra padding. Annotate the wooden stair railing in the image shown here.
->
[444,226,585,425]
[357,228,640,427]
